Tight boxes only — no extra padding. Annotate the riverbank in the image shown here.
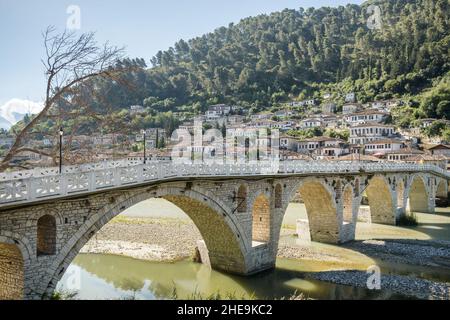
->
[80,216,201,262]
[80,205,450,300]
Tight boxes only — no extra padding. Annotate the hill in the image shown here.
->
[10,0,450,136]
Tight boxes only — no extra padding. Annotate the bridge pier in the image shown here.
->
[435,178,449,207]
[407,175,434,214]
[365,176,397,225]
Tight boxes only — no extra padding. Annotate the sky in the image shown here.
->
[0,0,363,107]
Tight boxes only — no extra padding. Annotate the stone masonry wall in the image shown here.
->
[0,243,23,300]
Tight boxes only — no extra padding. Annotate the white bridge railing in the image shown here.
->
[0,160,448,207]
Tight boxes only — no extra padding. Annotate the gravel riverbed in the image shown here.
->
[81,215,450,300]
[309,270,450,300]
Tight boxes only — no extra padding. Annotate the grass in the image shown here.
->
[51,289,79,300]
[397,212,419,226]
[169,287,308,300]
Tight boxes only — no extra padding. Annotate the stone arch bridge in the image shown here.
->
[0,160,448,299]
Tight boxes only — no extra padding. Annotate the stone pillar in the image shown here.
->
[408,177,433,213]
[366,176,396,225]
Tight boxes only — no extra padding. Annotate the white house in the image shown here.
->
[349,123,396,145]
[206,104,231,120]
[289,99,316,107]
[364,139,406,155]
[344,109,389,125]
[304,99,317,106]
[342,103,362,114]
[426,144,450,157]
[421,118,437,128]
[319,138,348,157]
[299,118,322,129]
[178,121,195,133]
[386,149,424,161]
[297,137,347,157]
[250,112,274,121]
[289,101,305,107]
[227,115,245,124]
[371,101,387,110]
[279,135,300,151]
[274,109,297,119]
[345,92,356,103]
[271,121,296,131]
[130,105,145,115]
[43,138,52,147]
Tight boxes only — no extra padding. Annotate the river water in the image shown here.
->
[56,199,450,300]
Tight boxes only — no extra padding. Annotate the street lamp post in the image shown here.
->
[59,127,64,174]
[142,130,146,164]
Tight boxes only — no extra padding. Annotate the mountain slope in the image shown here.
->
[12,0,450,137]
[120,0,447,109]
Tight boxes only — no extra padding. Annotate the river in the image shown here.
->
[56,199,450,300]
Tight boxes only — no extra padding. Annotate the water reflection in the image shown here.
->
[56,201,450,300]
[57,254,412,300]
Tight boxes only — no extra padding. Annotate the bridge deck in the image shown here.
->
[0,160,448,209]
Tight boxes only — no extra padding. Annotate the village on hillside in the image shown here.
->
[1,91,449,171]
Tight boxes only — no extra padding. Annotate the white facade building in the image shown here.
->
[344,109,388,125]
[342,103,362,114]
[364,139,406,155]
[349,123,396,145]
[300,118,322,129]
[206,104,231,120]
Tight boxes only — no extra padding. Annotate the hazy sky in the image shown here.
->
[0,0,363,105]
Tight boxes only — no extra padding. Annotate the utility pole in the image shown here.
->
[142,130,147,164]
[59,127,64,174]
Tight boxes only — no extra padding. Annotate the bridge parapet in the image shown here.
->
[0,160,448,207]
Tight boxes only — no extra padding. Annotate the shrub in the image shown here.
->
[397,213,418,226]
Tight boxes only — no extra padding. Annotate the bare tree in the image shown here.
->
[0,26,128,171]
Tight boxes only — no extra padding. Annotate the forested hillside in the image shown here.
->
[13,0,450,136]
[111,0,448,108]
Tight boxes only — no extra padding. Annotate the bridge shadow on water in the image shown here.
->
[64,253,416,300]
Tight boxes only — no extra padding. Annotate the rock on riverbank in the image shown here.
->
[310,270,450,300]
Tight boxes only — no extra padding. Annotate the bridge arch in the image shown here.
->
[0,243,23,300]
[435,179,449,207]
[365,175,396,225]
[0,232,33,300]
[407,175,431,213]
[281,178,340,244]
[42,185,250,298]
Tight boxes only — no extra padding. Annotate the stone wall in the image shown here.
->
[0,243,23,300]
[252,194,270,244]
